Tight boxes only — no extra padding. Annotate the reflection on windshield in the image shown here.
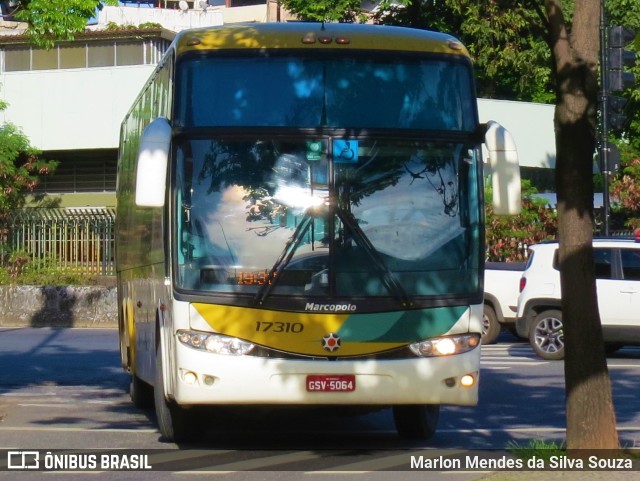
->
[174,137,481,301]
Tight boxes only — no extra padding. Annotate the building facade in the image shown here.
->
[0,1,295,208]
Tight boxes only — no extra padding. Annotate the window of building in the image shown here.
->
[115,41,144,66]
[34,153,118,194]
[88,42,115,68]
[230,0,265,5]
[2,38,170,73]
[32,48,58,70]
[4,47,30,72]
[60,44,87,69]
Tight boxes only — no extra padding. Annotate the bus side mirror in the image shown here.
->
[484,121,521,215]
[135,117,171,207]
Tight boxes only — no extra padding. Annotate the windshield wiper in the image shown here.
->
[336,209,413,307]
[253,206,412,308]
[253,211,315,306]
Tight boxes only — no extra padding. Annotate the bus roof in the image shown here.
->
[173,22,470,58]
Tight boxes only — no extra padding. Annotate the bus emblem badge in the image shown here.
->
[322,333,341,352]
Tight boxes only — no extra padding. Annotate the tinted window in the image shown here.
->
[176,55,476,131]
[621,249,640,280]
[552,247,612,278]
[594,248,612,279]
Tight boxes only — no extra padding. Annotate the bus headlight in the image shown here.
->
[409,334,480,357]
[177,330,255,356]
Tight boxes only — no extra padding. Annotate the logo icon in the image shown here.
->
[322,333,341,352]
[7,451,40,470]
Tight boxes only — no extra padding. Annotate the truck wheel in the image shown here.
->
[154,346,195,442]
[482,304,501,345]
[393,404,440,440]
[529,310,564,360]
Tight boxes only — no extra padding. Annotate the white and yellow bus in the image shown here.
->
[116,22,520,442]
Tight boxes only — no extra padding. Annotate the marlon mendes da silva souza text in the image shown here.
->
[409,455,634,470]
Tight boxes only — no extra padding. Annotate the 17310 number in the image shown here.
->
[255,321,304,333]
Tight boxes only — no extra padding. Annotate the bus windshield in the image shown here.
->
[175,54,475,131]
[174,136,482,301]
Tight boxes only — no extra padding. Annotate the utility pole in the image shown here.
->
[599,1,637,236]
[599,1,611,235]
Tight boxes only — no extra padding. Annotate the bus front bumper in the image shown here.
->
[170,341,480,407]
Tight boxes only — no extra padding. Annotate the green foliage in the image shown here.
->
[610,156,640,229]
[485,180,557,261]
[0,122,58,219]
[606,0,640,153]
[373,0,458,33]
[105,21,163,31]
[373,0,555,102]
[446,0,555,102]
[506,439,565,462]
[279,0,369,22]
[138,22,163,29]
[14,0,118,49]
[0,250,94,286]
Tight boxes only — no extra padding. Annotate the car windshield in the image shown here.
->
[174,136,482,302]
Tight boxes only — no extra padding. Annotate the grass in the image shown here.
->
[506,439,566,461]
[0,251,97,286]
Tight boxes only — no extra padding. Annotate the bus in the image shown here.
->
[116,22,521,442]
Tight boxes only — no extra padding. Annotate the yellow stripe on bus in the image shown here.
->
[191,303,406,357]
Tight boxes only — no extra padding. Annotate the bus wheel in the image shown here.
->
[154,347,194,443]
[392,404,440,440]
[130,373,154,409]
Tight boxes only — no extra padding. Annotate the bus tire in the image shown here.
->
[130,373,154,409]
[154,346,193,443]
[392,404,440,440]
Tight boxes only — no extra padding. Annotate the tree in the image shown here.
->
[610,156,640,230]
[545,0,619,449]
[0,121,57,220]
[278,0,366,23]
[375,0,556,102]
[485,180,557,262]
[12,0,117,48]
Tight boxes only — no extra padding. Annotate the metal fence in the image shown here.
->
[0,208,116,276]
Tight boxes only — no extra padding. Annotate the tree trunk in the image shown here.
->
[545,0,619,449]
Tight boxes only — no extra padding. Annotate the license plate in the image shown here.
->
[306,375,356,392]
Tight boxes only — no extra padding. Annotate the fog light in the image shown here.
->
[444,377,456,388]
[460,374,475,387]
[183,371,198,385]
[203,375,215,386]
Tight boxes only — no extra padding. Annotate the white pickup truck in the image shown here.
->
[482,262,526,344]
